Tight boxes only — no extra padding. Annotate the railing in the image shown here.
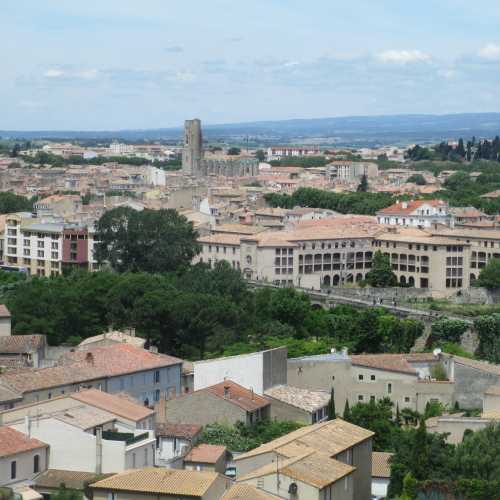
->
[102,430,150,446]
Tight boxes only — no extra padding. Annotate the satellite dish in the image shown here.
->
[433,348,442,356]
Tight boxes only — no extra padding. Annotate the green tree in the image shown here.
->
[476,258,500,289]
[327,387,336,420]
[356,174,368,192]
[474,314,500,363]
[51,486,83,500]
[343,399,351,420]
[227,147,241,155]
[406,174,427,185]
[430,317,469,345]
[94,207,200,273]
[255,149,266,162]
[365,251,397,287]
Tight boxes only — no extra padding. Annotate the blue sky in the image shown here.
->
[3,0,500,130]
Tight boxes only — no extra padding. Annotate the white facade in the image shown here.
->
[10,418,155,474]
[372,477,389,498]
[194,347,287,396]
[377,201,450,228]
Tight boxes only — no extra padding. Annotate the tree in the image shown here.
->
[476,258,500,289]
[94,207,200,273]
[51,486,83,500]
[327,387,336,420]
[255,149,266,162]
[474,314,500,363]
[10,143,21,158]
[407,174,427,185]
[343,399,351,420]
[456,138,466,158]
[365,251,397,287]
[227,147,241,155]
[356,174,368,192]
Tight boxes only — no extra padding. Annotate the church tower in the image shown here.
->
[182,118,203,175]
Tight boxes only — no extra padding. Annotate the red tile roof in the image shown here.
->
[372,451,393,478]
[378,199,446,216]
[184,444,226,464]
[0,335,45,354]
[70,389,154,422]
[205,380,270,412]
[351,354,417,375]
[2,344,182,394]
[156,423,202,439]
[0,426,48,458]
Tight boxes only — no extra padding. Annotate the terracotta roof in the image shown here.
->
[78,331,145,348]
[155,422,202,439]
[222,483,280,499]
[351,354,418,375]
[0,304,11,317]
[198,234,242,245]
[372,451,393,478]
[264,385,330,413]
[238,451,355,488]
[0,335,45,354]
[71,389,154,422]
[378,199,446,216]
[35,470,113,490]
[1,344,182,394]
[89,468,222,496]
[0,426,48,458]
[204,380,270,412]
[184,444,227,464]
[235,418,374,461]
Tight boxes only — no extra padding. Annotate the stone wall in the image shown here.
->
[329,286,431,302]
[452,287,500,304]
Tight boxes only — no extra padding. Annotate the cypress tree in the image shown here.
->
[327,387,336,420]
[343,399,351,420]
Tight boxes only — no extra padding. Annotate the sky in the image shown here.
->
[3,0,500,130]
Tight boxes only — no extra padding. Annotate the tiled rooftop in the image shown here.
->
[204,380,270,412]
[184,444,227,464]
[155,422,202,439]
[372,451,393,478]
[264,385,330,412]
[0,426,48,458]
[0,334,45,354]
[89,468,221,496]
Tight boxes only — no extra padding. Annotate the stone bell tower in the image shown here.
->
[182,118,203,175]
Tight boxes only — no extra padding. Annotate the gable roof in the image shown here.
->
[70,389,154,422]
[0,335,45,354]
[351,354,419,375]
[155,422,202,439]
[378,199,446,216]
[204,380,270,412]
[89,468,221,496]
[235,418,374,462]
[264,385,330,413]
[1,344,182,394]
[0,426,48,458]
[184,444,227,464]
[222,483,281,499]
[35,470,113,491]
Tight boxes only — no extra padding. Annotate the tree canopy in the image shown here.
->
[364,251,398,287]
[476,258,500,289]
[94,207,200,273]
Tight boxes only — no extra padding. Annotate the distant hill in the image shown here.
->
[2,113,500,146]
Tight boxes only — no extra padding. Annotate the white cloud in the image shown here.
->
[77,68,99,79]
[44,68,65,78]
[478,43,500,61]
[377,50,431,64]
[282,60,300,68]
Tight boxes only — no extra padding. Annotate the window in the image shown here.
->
[34,454,40,473]
[154,370,160,383]
[37,250,44,258]
[11,460,16,479]
[387,383,392,394]
[358,395,364,401]
[155,389,160,402]
[38,241,44,248]
[370,374,376,381]
[358,374,364,381]
[370,395,375,402]
[404,396,411,403]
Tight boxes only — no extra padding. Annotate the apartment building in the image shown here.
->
[376,199,450,227]
[287,351,457,414]
[328,161,378,181]
[235,419,374,500]
[0,344,183,408]
[3,213,96,276]
[196,217,477,296]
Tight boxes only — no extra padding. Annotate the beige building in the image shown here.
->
[184,444,227,474]
[287,352,455,414]
[165,380,271,427]
[196,216,490,297]
[264,385,331,424]
[89,468,231,500]
[235,419,373,500]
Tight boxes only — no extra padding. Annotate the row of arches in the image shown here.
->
[323,273,365,286]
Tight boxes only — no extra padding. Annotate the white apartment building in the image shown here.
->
[377,199,451,228]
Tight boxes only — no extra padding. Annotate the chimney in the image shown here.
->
[85,352,94,365]
[223,385,230,399]
[250,388,254,401]
[95,426,103,474]
[402,201,408,209]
